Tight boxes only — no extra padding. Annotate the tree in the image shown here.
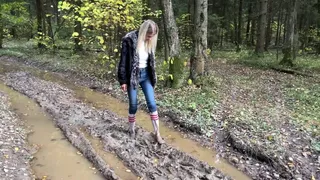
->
[160,0,184,88]
[265,0,273,51]
[36,0,45,48]
[0,8,3,48]
[236,0,243,52]
[73,0,83,53]
[280,0,298,66]
[255,0,268,54]
[189,0,208,82]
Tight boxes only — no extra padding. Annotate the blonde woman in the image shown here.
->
[117,20,164,144]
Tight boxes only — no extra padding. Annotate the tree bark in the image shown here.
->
[160,0,183,88]
[190,0,208,82]
[280,0,298,66]
[36,0,45,49]
[275,1,283,46]
[265,0,273,51]
[74,0,83,53]
[245,2,253,46]
[316,0,320,54]
[250,2,258,46]
[255,0,268,54]
[46,0,54,42]
[0,12,3,48]
[236,0,243,52]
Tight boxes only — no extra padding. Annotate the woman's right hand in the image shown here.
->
[121,84,127,92]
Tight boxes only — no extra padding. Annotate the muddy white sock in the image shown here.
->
[128,114,136,132]
[150,111,160,134]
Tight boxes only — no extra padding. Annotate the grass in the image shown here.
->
[212,49,320,72]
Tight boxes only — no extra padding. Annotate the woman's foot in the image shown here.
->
[128,128,136,139]
[155,133,165,144]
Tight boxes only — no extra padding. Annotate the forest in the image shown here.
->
[0,0,319,179]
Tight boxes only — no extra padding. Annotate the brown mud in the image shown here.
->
[4,71,232,179]
[0,83,106,180]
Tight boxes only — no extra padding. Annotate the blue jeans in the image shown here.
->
[128,68,157,114]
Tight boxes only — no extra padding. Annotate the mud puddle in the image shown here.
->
[0,83,104,180]
[0,59,251,179]
[79,127,137,180]
[72,88,250,180]
[0,61,249,179]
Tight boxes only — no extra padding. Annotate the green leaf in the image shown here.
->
[72,32,79,37]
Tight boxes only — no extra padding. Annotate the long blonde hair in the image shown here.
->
[136,20,159,54]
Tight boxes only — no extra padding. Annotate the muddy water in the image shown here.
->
[0,60,251,180]
[80,128,138,180]
[67,87,251,180]
[0,83,104,180]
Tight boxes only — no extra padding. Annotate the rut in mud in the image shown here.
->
[4,71,230,180]
[0,83,106,180]
[0,89,32,180]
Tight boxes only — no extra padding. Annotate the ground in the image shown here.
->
[0,90,33,180]
[0,46,319,180]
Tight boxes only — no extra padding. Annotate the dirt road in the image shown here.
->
[0,60,243,179]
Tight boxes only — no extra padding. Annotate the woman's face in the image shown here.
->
[145,32,156,41]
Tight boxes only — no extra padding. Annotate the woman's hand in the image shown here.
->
[121,84,127,92]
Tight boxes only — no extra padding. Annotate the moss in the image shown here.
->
[168,55,185,88]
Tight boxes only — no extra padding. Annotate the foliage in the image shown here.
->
[176,13,192,50]
[57,0,161,68]
[58,0,160,49]
[0,1,31,38]
[285,84,320,135]
[157,85,219,136]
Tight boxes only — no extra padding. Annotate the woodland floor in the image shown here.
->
[0,43,319,180]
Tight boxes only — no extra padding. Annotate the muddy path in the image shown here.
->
[0,56,254,179]
[0,88,33,180]
[0,83,107,180]
[3,71,233,179]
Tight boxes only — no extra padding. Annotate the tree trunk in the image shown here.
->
[160,0,183,88]
[220,1,227,47]
[275,1,283,46]
[74,0,83,53]
[36,0,45,49]
[250,2,258,46]
[245,2,253,46]
[232,0,237,44]
[255,0,268,54]
[265,0,273,51]
[283,13,288,44]
[236,0,243,52]
[0,12,3,48]
[316,0,320,54]
[53,0,60,26]
[46,0,54,43]
[190,0,208,82]
[280,0,298,66]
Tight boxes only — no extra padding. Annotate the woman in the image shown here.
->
[117,20,164,144]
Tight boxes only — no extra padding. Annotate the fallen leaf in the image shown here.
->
[154,158,158,163]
